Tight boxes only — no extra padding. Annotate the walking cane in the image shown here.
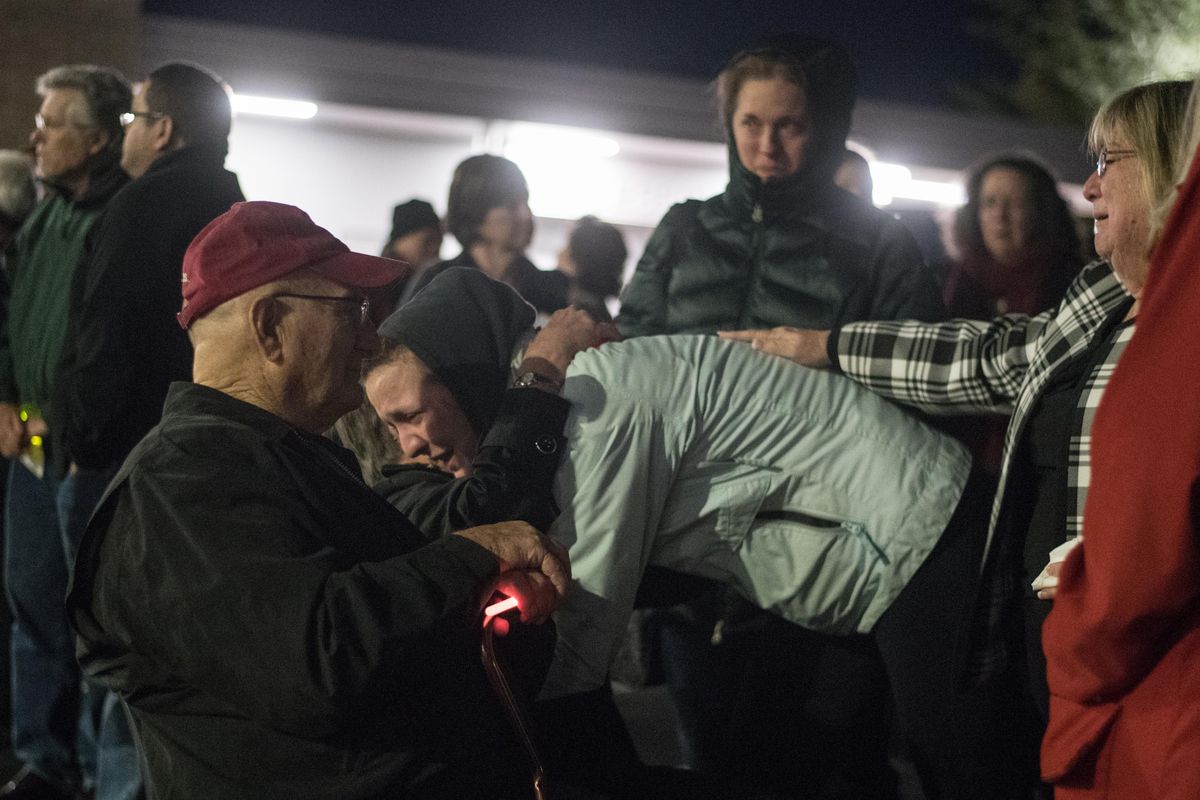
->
[481,595,550,800]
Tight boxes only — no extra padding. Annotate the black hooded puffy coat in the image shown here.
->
[616,37,944,336]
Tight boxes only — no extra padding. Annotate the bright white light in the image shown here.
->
[870,160,964,207]
[231,94,318,120]
[869,161,912,207]
[504,122,620,162]
[897,178,966,206]
[499,122,622,220]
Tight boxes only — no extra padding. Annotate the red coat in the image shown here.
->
[1041,144,1200,798]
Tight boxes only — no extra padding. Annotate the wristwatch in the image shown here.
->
[512,370,563,390]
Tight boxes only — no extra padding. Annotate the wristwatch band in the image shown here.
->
[512,370,563,390]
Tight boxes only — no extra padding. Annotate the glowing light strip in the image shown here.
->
[231,94,318,120]
[484,596,519,617]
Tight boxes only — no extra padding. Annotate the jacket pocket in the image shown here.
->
[753,509,888,564]
[711,473,886,634]
[712,474,884,562]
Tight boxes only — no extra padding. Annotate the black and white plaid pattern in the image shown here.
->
[1067,322,1135,539]
[835,259,1130,680]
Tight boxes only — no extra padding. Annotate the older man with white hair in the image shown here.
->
[66,202,569,800]
[0,63,130,800]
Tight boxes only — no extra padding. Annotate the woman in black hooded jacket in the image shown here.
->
[615,37,964,800]
[616,36,942,338]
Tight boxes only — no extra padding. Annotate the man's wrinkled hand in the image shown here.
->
[719,326,831,367]
[455,521,571,621]
[522,306,620,385]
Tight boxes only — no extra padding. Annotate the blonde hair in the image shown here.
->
[1088,81,1193,218]
[1149,76,1200,240]
[332,395,404,485]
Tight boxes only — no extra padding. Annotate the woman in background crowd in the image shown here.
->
[404,154,567,316]
[945,154,1082,319]
[381,198,442,268]
[1042,77,1200,800]
[943,155,1084,476]
[556,215,627,322]
[370,198,440,321]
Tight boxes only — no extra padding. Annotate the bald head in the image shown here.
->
[191,271,379,434]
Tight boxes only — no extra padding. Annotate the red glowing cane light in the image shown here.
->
[485,595,519,618]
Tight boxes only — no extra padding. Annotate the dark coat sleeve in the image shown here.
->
[52,203,135,469]
[614,202,696,338]
[859,216,946,324]
[70,436,500,739]
[376,387,570,535]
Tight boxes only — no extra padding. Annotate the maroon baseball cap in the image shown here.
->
[178,201,407,328]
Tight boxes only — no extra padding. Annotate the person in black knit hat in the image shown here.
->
[383,198,442,269]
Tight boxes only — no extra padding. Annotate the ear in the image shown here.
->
[154,116,176,153]
[84,128,111,159]
[249,295,285,363]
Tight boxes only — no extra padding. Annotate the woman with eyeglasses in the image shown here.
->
[722,79,1193,798]
[1041,76,1200,799]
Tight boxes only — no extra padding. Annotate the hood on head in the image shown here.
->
[377,268,535,439]
[723,34,858,193]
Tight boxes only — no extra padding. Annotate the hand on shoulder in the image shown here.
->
[521,306,621,390]
[719,326,832,367]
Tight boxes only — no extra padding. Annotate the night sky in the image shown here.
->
[141,0,1014,109]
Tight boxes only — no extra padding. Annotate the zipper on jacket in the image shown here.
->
[738,199,766,329]
[840,520,890,565]
[755,510,890,565]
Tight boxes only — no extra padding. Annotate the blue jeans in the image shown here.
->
[5,461,140,798]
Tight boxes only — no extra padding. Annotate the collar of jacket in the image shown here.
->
[163,381,356,469]
[40,149,129,210]
[142,142,231,178]
[720,134,840,224]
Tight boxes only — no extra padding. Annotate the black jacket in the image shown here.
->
[67,383,537,799]
[376,388,569,535]
[616,35,942,337]
[50,143,244,477]
[616,152,944,336]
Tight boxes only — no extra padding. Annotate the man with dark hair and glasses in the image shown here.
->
[53,61,244,487]
[0,63,130,800]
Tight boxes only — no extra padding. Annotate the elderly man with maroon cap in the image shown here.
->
[65,201,570,799]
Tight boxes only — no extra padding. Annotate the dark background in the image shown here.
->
[142,0,1014,109]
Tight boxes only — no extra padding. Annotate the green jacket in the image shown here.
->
[0,154,128,408]
[616,141,944,337]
